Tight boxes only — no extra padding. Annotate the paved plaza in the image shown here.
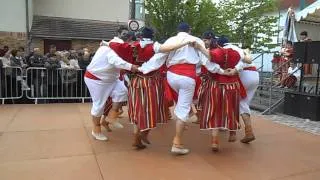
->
[0,103,320,180]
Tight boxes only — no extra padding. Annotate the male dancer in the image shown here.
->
[85,27,139,141]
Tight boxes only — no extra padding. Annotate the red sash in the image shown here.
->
[243,66,257,71]
[164,64,200,102]
[84,71,101,80]
[237,77,247,98]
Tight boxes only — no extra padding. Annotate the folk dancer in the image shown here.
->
[238,48,259,143]
[139,23,225,155]
[84,27,139,141]
[195,36,247,151]
[106,27,193,149]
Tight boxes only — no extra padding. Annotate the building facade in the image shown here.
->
[0,0,130,54]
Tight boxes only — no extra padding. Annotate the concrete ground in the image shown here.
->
[0,103,320,180]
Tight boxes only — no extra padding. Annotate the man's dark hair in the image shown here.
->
[300,31,308,36]
[117,26,128,34]
[49,44,56,49]
[4,45,9,49]
[18,46,24,52]
[11,49,18,57]
[287,41,293,45]
[177,22,191,33]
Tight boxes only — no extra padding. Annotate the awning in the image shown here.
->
[296,1,320,24]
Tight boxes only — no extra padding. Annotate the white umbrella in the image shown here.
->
[284,7,298,43]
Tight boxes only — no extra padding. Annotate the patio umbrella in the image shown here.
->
[283,7,298,43]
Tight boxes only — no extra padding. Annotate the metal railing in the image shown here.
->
[25,67,91,104]
[0,67,24,104]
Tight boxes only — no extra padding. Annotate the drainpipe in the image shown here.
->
[25,0,30,54]
[130,0,136,19]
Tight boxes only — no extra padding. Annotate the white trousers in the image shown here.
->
[239,70,259,115]
[167,71,195,122]
[84,78,128,117]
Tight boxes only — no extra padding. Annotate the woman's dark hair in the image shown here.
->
[117,26,128,34]
[300,31,308,36]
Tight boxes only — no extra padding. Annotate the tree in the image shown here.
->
[218,0,279,51]
[145,0,279,52]
[145,0,222,40]
[145,0,184,40]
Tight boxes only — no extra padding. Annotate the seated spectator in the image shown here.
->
[299,31,312,42]
[280,62,301,88]
[0,45,9,57]
[279,41,293,81]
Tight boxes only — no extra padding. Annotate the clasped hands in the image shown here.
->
[223,68,238,76]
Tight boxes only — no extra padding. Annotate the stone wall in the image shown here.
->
[0,32,27,50]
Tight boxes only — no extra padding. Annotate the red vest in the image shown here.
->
[132,42,155,66]
[210,47,247,98]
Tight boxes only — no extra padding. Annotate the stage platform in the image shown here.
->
[0,103,320,180]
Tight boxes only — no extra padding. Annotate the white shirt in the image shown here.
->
[86,46,132,83]
[288,66,300,78]
[138,32,224,74]
[164,32,203,66]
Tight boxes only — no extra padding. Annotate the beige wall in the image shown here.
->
[0,0,27,32]
[33,0,129,22]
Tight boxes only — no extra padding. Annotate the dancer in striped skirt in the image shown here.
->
[195,36,247,151]
[108,27,193,149]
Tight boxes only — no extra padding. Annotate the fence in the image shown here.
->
[1,67,91,104]
[0,67,24,104]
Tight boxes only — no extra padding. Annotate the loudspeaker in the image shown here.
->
[293,42,307,63]
[307,41,320,64]
[300,94,320,121]
[284,92,301,117]
[284,92,320,121]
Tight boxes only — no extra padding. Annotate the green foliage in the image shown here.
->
[145,0,279,51]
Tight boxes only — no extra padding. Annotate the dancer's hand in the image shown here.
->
[100,40,109,46]
[131,65,140,73]
[192,42,202,49]
[187,40,197,47]
[225,68,238,76]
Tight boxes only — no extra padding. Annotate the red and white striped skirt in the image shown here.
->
[128,73,167,131]
[199,78,241,131]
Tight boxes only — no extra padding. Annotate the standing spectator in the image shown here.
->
[299,31,313,75]
[78,50,90,69]
[0,45,9,57]
[29,48,46,97]
[8,49,23,98]
[60,52,79,98]
[77,50,91,97]
[44,51,61,98]
[45,45,57,58]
